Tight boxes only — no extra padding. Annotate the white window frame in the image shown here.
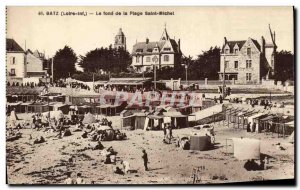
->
[164,55,169,62]
[146,57,150,62]
[225,61,229,69]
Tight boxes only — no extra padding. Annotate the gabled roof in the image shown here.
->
[251,39,261,51]
[222,38,261,53]
[222,40,246,53]
[6,38,24,52]
[33,50,45,59]
[132,39,180,54]
[132,41,165,54]
[169,39,180,54]
[132,27,181,55]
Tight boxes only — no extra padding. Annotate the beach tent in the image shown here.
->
[190,135,212,151]
[288,131,294,143]
[247,113,266,125]
[42,110,64,120]
[82,112,96,124]
[231,138,260,160]
[9,109,19,122]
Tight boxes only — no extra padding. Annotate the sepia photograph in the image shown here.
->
[5,6,295,185]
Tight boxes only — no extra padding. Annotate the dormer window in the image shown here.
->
[247,48,251,56]
[234,49,238,54]
[163,48,171,51]
[147,49,152,52]
[225,49,229,54]
[137,49,143,53]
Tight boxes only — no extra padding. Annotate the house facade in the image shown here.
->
[26,49,47,79]
[131,27,182,73]
[219,27,277,84]
[6,38,48,84]
[6,38,26,84]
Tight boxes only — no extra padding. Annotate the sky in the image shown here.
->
[7,6,294,59]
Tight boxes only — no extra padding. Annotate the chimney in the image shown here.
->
[224,37,227,45]
[261,36,265,53]
[146,38,149,44]
[178,39,181,52]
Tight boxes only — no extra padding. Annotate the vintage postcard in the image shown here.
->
[6,6,294,185]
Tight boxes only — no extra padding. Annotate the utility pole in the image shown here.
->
[46,60,50,121]
[51,57,54,83]
[185,64,188,86]
[93,73,95,91]
[222,55,226,98]
[153,64,157,89]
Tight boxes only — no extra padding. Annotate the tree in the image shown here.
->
[53,46,77,80]
[189,46,220,80]
[79,47,131,73]
[274,50,294,82]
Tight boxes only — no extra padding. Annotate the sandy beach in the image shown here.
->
[6,113,294,184]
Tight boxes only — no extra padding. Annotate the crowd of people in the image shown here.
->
[94,84,155,94]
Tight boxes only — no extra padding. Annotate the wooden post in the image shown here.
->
[228,109,230,127]
[283,124,285,139]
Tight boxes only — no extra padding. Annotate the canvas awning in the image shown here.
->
[7,102,22,106]
[21,102,33,106]
[51,103,67,108]
[147,115,164,119]
[247,113,267,124]
[97,104,111,108]
[134,112,146,117]
[259,115,278,121]
[97,104,120,108]
[285,121,294,127]
[79,105,91,108]
[163,111,187,118]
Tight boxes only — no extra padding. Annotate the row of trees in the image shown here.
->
[50,45,294,82]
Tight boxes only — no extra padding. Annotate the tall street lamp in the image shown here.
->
[181,64,188,87]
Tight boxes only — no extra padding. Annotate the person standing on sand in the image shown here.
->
[64,172,75,184]
[142,149,149,171]
[163,124,167,140]
[75,173,86,184]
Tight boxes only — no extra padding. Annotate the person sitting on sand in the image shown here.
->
[92,141,104,150]
[34,136,45,144]
[64,172,75,184]
[104,155,111,164]
[75,173,85,184]
[107,146,117,155]
[114,166,124,175]
[81,131,88,139]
